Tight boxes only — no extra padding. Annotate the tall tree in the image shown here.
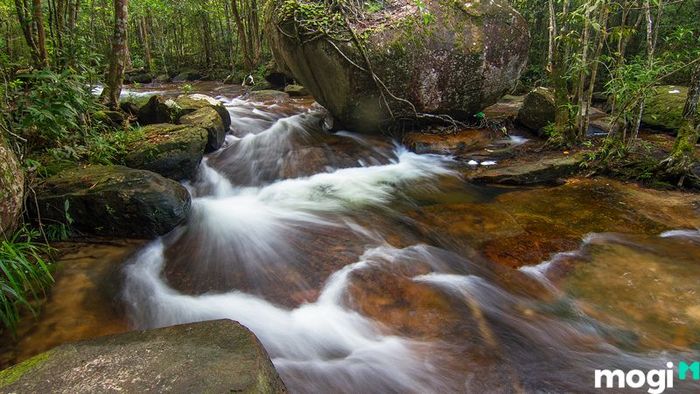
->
[101,0,129,108]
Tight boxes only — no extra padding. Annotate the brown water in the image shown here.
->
[4,87,700,392]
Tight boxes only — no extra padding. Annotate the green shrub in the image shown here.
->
[0,227,54,332]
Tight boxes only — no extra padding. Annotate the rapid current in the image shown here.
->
[118,94,700,393]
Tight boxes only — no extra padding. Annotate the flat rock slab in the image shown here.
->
[0,320,286,393]
[468,153,585,185]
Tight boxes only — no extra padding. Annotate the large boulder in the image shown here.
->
[137,95,182,125]
[175,94,232,131]
[0,320,286,393]
[516,87,555,135]
[125,124,207,180]
[642,85,700,130]
[32,165,190,238]
[172,69,202,82]
[266,0,529,133]
[178,107,226,152]
[0,136,24,236]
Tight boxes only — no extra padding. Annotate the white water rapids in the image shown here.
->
[120,96,700,393]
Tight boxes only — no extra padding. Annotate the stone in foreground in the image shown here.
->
[267,0,529,133]
[0,320,286,393]
[32,165,190,238]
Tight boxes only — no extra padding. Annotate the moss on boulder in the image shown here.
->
[516,87,555,135]
[266,0,529,133]
[125,123,207,180]
[175,94,232,131]
[0,320,286,393]
[31,165,190,238]
[642,85,700,131]
[0,136,24,236]
[179,107,226,152]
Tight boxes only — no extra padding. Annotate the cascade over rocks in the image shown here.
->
[0,320,286,393]
[0,136,24,236]
[266,0,529,133]
[32,165,190,238]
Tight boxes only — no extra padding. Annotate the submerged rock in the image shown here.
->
[32,165,190,238]
[0,320,286,393]
[516,87,555,134]
[0,136,24,236]
[404,129,492,155]
[642,85,700,131]
[125,124,207,180]
[178,107,226,152]
[175,94,232,131]
[267,0,529,133]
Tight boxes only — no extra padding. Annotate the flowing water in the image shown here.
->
[110,94,700,392]
[5,89,700,392]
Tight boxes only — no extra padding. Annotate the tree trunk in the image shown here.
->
[101,0,129,109]
[31,0,49,68]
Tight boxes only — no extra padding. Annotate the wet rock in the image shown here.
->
[516,87,554,134]
[172,69,202,82]
[468,153,584,185]
[642,85,700,131]
[284,84,309,97]
[404,129,492,155]
[0,320,286,393]
[155,74,171,83]
[125,95,182,125]
[175,94,232,131]
[245,89,289,103]
[125,123,207,180]
[0,136,24,236]
[32,165,190,238]
[267,0,529,133]
[178,107,226,152]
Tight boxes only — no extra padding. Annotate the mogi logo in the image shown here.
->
[594,361,699,394]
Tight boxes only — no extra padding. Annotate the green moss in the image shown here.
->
[0,350,53,387]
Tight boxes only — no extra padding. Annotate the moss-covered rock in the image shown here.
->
[175,94,232,131]
[244,89,290,102]
[125,123,207,180]
[31,165,190,238]
[516,87,555,135]
[137,95,182,125]
[93,110,127,128]
[284,84,309,97]
[172,69,202,82]
[124,70,154,84]
[642,85,700,131]
[0,136,24,236]
[0,320,286,393]
[178,107,226,152]
[266,0,529,133]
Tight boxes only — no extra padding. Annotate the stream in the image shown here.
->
[7,87,700,392]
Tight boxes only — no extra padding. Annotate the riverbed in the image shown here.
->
[3,84,700,392]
